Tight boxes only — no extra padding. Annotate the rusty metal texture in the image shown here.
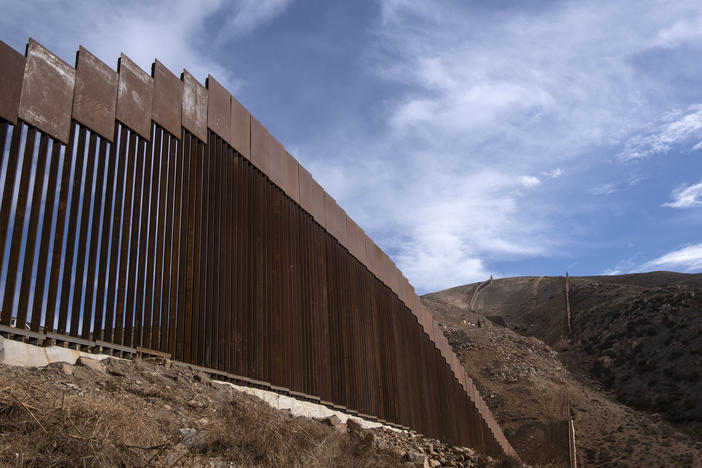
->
[230,95,250,159]
[1,127,37,327]
[182,70,208,142]
[251,115,285,188]
[365,238,383,279]
[29,139,62,332]
[152,59,183,138]
[324,193,347,246]
[206,75,230,143]
[0,40,25,124]
[116,54,153,140]
[281,150,300,203]
[57,126,87,334]
[18,39,75,144]
[0,40,519,461]
[298,165,325,225]
[345,217,367,264]
[68,131,99,338]
[73,46,118,141]
[379,252,396,296]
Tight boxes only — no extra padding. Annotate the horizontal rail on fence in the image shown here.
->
[0,37,519,460]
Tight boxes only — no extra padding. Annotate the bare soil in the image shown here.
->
[423,272,702,467]
[0,355,508,467]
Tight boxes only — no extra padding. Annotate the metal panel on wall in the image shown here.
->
[0,38,519,461]
[72,46,118,141]
[0,40,26,124]
[116,53,153,140]
[18,38,75,143]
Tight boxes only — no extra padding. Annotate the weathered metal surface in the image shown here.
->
[0,40,520,460]
[0,40,25,124]
[1,127,38,327]
[379,252,395,296]
[281,150,300,203]
[251,116,285,187]
[116,54,153,140]
[298,165,325,225]
[44,124,78,333]
[206,75,230,143]
[82,138,109,339]
[72,46,118,141]
[0,123,23,325]
[30,139,62,332]
[364,237,380,279]
[103,124,130,343]
[18,39,75,143]
[345,217,367,264]
[398,275,411,308]
[69,131,98,338]
[230,95,250,159]
[152,59,183,138]
[324,193,347,246]
[182,70,208,142]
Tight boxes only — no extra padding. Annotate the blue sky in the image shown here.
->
[2,0,702,293]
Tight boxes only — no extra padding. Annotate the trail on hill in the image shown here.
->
[423,272,702,467]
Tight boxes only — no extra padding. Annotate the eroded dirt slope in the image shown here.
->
[423,272,702,467]
[0,356,508,467]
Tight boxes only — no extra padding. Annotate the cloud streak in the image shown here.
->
[636,243,702,273]
[299,0,702,291]
[663,180,702,208]
[215,0,294,40]
[0,0,294,92]
[619,105,702,160]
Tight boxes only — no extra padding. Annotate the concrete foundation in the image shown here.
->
[0,335,111,367]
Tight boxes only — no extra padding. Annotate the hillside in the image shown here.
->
[0,355,509,467]
[423,272,702,467]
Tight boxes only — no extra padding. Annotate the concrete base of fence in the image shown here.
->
[0,335,400,434]
[217,380,401,432]
[0,335,111,367]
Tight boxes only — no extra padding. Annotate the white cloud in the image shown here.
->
[519,175,541,188]
[651,16,702,48]
[619,105,702,160]
[590,183,617,195]
[545,168,563,178]
[0,0,294,93]
[636,243,702,272]
[296,0,702,291]
[216,0,293,40]
[663,180,702,208]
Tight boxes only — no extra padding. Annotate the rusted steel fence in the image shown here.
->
[0,38,517,458]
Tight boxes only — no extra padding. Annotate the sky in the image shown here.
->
[2,0,701,294]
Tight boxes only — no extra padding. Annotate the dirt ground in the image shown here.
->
[423,272,702,467]
[0,355,509,467]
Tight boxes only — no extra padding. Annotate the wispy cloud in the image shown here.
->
[636,243,702,272]
[619,105,702,160]
[663,180,702,208]
[589,173,647,196]
[545,168,562,179]
[215,0,294,40]
[0,0,294,92]
[297,0,702,291]
[590,183,617,196]
[519,175,541,188]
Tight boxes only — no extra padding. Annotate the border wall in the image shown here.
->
[0,38,517,459]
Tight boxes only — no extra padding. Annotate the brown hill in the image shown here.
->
[0,356,508,467]
[422,272,702,467]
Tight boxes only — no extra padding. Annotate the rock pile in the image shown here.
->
[335,416,505,467]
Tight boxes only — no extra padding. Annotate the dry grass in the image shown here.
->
[0,359,401,467]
